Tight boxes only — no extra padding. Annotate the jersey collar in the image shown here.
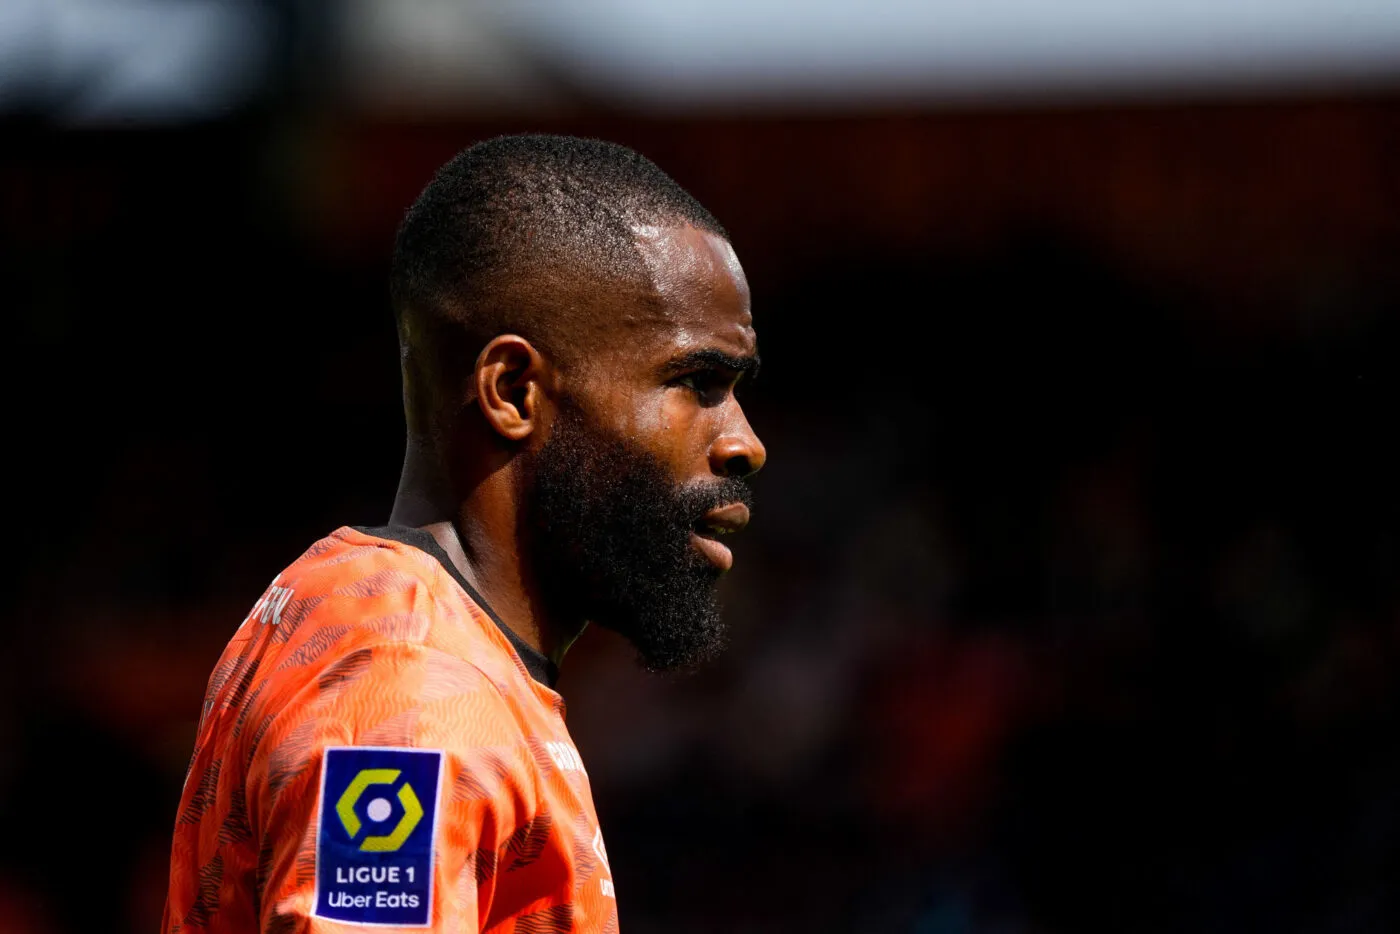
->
[353,524,560,689]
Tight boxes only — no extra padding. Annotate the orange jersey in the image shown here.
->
[165,526,619,933]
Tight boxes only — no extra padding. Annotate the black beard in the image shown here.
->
[521,401,753,672]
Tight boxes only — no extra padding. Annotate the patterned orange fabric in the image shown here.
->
[164,527,619,933]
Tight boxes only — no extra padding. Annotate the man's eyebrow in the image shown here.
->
[661,349,761,380]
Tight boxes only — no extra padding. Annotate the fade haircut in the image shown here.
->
[390,134,728,438]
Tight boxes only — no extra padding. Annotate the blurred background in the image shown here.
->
[4,1,1400,931]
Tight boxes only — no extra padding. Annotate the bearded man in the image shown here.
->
[164,135,765,933]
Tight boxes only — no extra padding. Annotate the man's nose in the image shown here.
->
[709,416,766,479]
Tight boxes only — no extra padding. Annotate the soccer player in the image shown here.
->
[164,135,765,932]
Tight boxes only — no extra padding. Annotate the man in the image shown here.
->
[164,135,765,932]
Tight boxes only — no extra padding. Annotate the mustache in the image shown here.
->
[675,475,755,522]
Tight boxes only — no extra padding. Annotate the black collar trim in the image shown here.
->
[353,525,559,689]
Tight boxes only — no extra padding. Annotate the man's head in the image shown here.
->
[391,135,766,670]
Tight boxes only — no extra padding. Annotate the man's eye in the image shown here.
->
[675,371,732,405]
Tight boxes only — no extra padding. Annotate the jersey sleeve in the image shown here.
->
[246,640,538,933]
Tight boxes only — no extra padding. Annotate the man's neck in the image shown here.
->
[389,442,585,667]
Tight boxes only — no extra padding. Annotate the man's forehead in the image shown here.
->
[628,222,755,354]
[558,222,755,382]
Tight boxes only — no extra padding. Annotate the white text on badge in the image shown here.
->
[326,891,422,909]
[335,866,416,884]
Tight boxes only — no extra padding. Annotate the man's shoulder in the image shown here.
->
[239,526,494,677]
[216,526,545,756]
[240,527,528,709]
[226,529,526,771]
[271,526,442,606]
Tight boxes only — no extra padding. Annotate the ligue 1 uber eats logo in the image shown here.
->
[316,747,443,926]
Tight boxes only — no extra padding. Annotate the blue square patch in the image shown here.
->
[315,747,443,927]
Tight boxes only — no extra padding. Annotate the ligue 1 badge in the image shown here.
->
[314,747,444,926]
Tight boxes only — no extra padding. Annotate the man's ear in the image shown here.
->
[473,335,550,442]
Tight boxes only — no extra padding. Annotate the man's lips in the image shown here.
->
[690,502,751,571]
[696,502,751,536]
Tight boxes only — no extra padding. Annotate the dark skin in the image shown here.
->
[388,223,767,666]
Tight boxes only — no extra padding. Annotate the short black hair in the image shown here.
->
[390,134,728,436]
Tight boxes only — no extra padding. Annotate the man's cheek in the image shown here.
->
[611,387,675,438]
